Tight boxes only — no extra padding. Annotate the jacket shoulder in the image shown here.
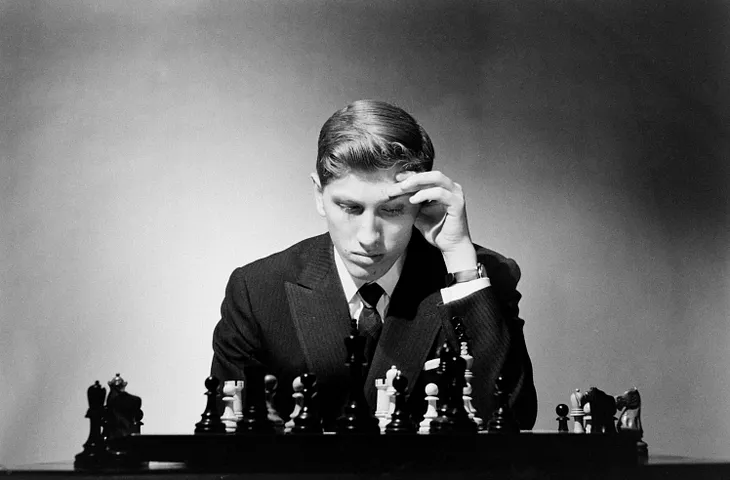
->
[231,233,329,283]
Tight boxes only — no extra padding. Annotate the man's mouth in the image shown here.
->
[351,252,385,263]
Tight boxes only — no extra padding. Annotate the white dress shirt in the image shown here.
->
[333,247,490,325]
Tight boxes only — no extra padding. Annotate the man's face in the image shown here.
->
[313,168,420,283]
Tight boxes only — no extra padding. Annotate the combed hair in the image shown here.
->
[316,100,435,186]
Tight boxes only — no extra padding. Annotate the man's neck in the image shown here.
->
[333,248,406,304]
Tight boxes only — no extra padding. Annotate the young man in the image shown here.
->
[211,100,537,429]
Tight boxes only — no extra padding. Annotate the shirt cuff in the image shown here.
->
[440,277,491,304]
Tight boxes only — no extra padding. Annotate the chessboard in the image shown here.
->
[75,336,648,474]
[109,431,644,473]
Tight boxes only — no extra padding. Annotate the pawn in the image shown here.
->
[385,366,398,415]
[265,374,285,434]
[419,383,439,434]
[385,372,417,434]
[486,376,519,434]
[556,404,570,433]
[195,376,226,433]
[75,381,108,467]
[237,366,274,434]
[291,373,322,434]
[284,376,304,433]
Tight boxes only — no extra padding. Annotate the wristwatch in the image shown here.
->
[444,263,487,287]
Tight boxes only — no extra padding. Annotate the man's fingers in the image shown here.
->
[409,186,463,209]
[388,170,456,197]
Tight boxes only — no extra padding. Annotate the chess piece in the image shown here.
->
[430,348,477,434]
[265,375,285,434]
[375,365,398,432]
[460,341,482,429]
[291,372,323,434]
[195,376,226,433]
[486,376,519,433]
[284,376,304,433]
[583,402,593,434]
[104,373,144,465]
[616,387,648,458]
[237,366,274,434]
[570,389,585,433]
[375,376,390,431]
[583,387,616,434]
[386,365,398,415]
[337,322,379,434]
[419,383,439,434]
[105,373,143,440]
[385,372,417,434]
[75,381,108,467]
[556,404,570,432]
[221,380,243,432]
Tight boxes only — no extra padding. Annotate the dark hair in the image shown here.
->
[316,100,434,187]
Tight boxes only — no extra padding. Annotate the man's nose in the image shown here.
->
[356,212,381,248]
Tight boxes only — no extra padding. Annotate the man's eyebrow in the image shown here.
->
[386,193,410,201]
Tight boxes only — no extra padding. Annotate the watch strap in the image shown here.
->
[445,263,487,287]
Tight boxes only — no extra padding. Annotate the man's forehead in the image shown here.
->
[325,171,405,202]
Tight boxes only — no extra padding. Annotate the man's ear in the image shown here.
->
[310,173,325,217]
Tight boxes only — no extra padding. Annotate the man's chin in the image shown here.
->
[346,260,388,283]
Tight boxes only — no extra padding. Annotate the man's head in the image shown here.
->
[312,100,435,282]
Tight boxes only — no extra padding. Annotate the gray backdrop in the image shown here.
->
[1,0,728,464]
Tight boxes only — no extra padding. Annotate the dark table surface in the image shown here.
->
[3,455,730,480]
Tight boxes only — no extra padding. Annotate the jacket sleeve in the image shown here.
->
[210,267,265,382]
[443,250,538,430]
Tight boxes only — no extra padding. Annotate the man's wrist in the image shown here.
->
[442,243,477,273]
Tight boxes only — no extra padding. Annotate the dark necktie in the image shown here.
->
[358,282,384,365]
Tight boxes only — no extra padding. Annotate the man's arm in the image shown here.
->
[211,267,264,381]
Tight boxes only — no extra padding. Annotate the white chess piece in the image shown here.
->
[232,380,244,421]
[375,378,389,431]
[460,342,482,428]
[375,366,399,432]
[462,383,483,429]
[570,389,585,434]
[221,381,238,432]
[419,383,439,434]
[284,376,304,433]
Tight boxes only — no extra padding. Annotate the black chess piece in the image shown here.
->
[104,373,145,465]
[430,347,477,434]
[104,373,143,440]
[336,321,379,434]
[486,376,520,433]
[75,381,108,468]
[195,376,226,433]
[237,366,274,434]
[583,387,617,434]
[265,374,285,434]
[556,404,570,433]
[291,372,323,434]
[385,372,417,434]
[450,316,471,350]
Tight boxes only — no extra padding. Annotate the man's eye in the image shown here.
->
[382,206,404,217]
[339,204,361,214]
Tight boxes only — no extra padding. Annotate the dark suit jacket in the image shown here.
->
[211,231,537,429]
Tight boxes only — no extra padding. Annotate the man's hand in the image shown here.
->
[387,171,477,272]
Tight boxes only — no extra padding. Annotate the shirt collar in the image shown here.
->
[333,247,405,305]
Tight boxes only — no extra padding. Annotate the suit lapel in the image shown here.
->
[285,235,351,383]
[364,232,446,407]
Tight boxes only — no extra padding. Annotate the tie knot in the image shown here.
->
[358,282,384,309]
